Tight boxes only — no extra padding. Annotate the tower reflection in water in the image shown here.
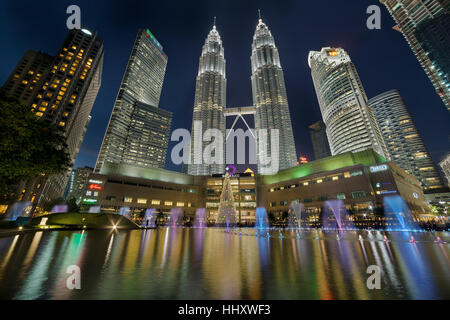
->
[0,229,448,299]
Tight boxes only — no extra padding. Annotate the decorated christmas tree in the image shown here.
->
[216,173,237,227]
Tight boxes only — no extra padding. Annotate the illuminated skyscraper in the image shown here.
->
[369,89,444,190]
[308,47,388,159]
[188,22,226,175]
[440,153,450,187]
[95,29,172,173]
[251,17,297,172]
[381,0,450,111]
[1,28,104,209]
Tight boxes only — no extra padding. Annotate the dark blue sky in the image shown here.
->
[1,0,449,173]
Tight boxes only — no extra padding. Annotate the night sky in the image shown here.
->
[1,0,449,173]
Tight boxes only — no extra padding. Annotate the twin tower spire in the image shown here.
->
[187,13,297,176]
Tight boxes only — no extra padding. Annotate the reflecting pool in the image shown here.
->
[0,228,449,299]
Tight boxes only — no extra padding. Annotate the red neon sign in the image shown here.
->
[89,184,102,190]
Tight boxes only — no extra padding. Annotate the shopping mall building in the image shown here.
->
[80,149,430,225]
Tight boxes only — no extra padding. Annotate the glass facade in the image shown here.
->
[308,47,388,159]
[251,18,297,172]
[369,89,444,190]
[309,120,332,160]
[95,29,171,172]
[381,0,450,111]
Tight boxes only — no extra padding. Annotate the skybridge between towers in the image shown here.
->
[224,106,256,140]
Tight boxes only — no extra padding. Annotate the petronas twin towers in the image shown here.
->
[188,17,297,175]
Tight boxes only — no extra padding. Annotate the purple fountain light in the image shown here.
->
[193,208,207,228]
[323,199,354,231]
[51,204,68,213]
[169,208,182,228]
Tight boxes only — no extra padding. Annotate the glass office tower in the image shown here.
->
[369,89,444,190]
[96,29,172,173]
[308,47,389,159]
[309,120,332,160]
[381,0,450,111]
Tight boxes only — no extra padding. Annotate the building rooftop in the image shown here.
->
[260,149,386,185]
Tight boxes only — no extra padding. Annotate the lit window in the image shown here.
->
[176,202,184,207]
[164,201,173,206]
[151,200,160,205]
[317,179,323,183]
[86,191,92,196]
[137,198,147,204]
[303,182,309,186]
[59,121,65,126]
[124,197,133,203]
[332,176,338,181]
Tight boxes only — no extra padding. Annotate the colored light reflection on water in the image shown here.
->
[0,229,448,299]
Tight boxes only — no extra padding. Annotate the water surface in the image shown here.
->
[0,228,448,299]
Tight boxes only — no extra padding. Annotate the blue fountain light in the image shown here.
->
[255,207,270,230]
[383,195,420,232]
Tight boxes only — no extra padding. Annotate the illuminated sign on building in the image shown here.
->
[88,179,103,184]
[82,198,98,204]
[225,165,237,175]
[327,50,338,56]
[89,184,102,190]
[370,164,388,173]
[145,29,163,53]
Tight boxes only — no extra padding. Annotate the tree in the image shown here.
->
[216,173,237,227]
[0,91,71,203]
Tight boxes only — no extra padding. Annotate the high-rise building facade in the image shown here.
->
[308,47,389,159]
[381,0,450,111]
[188,23,226,175]
[369,89,444,190]
[1,28,104,209]
[439,153,450,186]
[309,120,332,160]
[64,166,94,202]
[251,18,297,172]
[95,29,172,172]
